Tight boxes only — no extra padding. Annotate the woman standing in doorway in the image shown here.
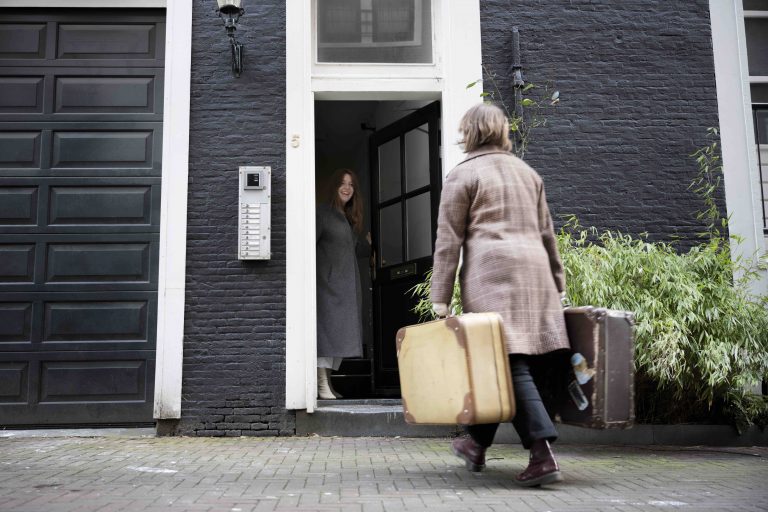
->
[316,168,371,400]
[430,103,569,486]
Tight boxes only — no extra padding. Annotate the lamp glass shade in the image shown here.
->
[217,0,243,11]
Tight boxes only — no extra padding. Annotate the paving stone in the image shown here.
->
[0,436,767,511]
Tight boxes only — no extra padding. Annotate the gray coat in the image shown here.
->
[316,204,369,358]
[430,147,569,355]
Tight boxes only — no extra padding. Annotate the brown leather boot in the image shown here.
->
[514,439,563,487]
[451,436,486,472]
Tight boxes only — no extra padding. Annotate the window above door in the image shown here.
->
[316,0,432,64]
[312,0,439,77]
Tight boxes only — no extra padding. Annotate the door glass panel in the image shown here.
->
[379,203,402,266]
[743,0,767,9]
[752,84,768,104]
[406,192,431,259]
[745,18,768,75]
[404,123,429,192]
[316,0,433,63]
[378,137,401,202]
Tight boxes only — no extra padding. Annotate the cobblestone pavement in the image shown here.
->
[0,434,767,512]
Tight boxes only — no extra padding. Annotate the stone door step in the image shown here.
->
[296,400,768,446]
[296,399,460,437]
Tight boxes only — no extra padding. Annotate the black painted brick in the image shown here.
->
[479,0,724,245]
[180,0,292,436]
[180,0,722,436]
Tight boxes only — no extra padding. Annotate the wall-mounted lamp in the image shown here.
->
[216,0,245,77]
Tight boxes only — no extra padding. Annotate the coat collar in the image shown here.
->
[460,145,511,165]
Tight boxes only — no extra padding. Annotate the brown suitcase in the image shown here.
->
[552,306,636,429]
[396,313,515,425]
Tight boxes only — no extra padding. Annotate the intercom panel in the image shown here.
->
[238,166,271,260]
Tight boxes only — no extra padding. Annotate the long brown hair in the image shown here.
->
[327,168,363,233]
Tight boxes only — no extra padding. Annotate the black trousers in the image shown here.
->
[466,354,559,450]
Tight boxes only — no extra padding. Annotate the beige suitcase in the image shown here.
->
[396,313,515,425]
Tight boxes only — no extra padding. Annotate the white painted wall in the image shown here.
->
[709,0,768,296]
[153,0,192,419]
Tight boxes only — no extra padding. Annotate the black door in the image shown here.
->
[370,101,441,393]
[0,9,164,426]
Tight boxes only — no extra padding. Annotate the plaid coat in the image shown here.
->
[430,146,569,355]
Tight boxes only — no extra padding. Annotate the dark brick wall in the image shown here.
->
[479,0,722,244]
[180,0,292,436]
[178,0,721,436]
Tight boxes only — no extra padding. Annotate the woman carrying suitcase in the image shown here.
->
[430,103,569,486]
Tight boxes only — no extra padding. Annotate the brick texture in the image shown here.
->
[181,0,291,436]
[479,0,723,244]
[180,1,723,435]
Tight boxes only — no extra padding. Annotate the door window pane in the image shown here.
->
[380,203,402,266]
[743,0,768,10]
[752,84,768,104]
[756,110,768,144]
[406,192,431,259]
[405,123,430,192]
[378,137,401,202]
[745,18,768,76]
[316,0,432,63]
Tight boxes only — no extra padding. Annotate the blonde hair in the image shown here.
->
[458,103,512,153]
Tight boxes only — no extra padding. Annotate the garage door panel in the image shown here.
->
[0,292,156,351]
[0,362,29,403]
[0,303,33,344]
[58,24,159,60]
[0,178,160,233]
[46,242,151,285]
[0,123,162,176]
[0,186,38,225]
[0,132,41,168]
[52,130,155,169]
[0,67,163,122]
[0,23,46,59]
[0,352,155,425]
[0,234,159,292]
[0,8,163,426]
[50,184,154,226]
[0,76,44,113]
[44,301,149,344]
[57,76,156,114]
[0,244,35,283]
[40,359,148,402]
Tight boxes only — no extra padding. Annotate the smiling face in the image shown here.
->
[337,173,354,205]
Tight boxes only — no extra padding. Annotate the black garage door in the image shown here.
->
[0,9,164,426]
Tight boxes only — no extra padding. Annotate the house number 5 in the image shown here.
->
[291,134,300,148]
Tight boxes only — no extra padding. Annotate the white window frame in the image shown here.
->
[709,0,768,296]
[286,0,482,411]
[316,0,425,49]
[0,0,191,420]
[312,0,440,77]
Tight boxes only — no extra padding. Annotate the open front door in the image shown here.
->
[370,101,441,393]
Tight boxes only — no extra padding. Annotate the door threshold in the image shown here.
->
[298,399,459,437]
[317,398,401,407]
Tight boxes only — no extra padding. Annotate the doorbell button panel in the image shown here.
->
[238,166,271,260]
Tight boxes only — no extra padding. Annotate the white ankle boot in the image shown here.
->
[317,367,335,400]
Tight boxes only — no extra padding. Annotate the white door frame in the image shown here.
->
[0,0,191,420]
[709,0,768,296]
[285,0,483,411]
